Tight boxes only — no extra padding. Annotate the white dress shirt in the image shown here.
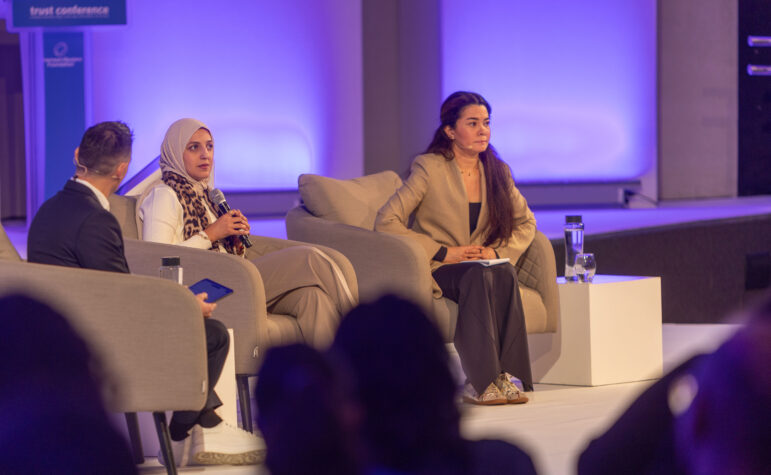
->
[139,182,223,251]
[74,178,110,211]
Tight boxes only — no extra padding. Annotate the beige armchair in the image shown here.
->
[109,193,358,431]
[0,224,207,474]
[285,171,560,342]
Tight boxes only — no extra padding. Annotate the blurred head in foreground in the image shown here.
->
[0,294,134,474]
[256,343,362,475]
[330,294,461,472]
[673,293,771,474]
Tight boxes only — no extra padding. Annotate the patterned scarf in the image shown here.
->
[162,170,244,256]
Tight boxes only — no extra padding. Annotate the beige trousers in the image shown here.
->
[247,246,355,348]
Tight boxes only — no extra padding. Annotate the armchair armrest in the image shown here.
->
[123,239,268,374]
[286,206,433,310]
[0,260,207,413]
[515,230,559,332]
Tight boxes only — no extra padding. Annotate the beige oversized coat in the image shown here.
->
[375,153,536,297]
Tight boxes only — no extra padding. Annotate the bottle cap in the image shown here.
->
[565,215,582,224]
[161,256,181,267]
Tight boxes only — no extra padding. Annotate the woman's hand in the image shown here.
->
[480,247,497,259]
[444,245,497,263]
[195,292,217,318]
[444,245,484,263]
[204,209,250,242]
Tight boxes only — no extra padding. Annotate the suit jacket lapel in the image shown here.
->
[470,160,488,245]
[448,159,470,245]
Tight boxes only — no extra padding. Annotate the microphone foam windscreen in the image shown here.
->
[209,188,226,206]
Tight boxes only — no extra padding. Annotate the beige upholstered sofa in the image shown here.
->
[285,171,560,341]
[108,193,358,431]
[0,223,206,472]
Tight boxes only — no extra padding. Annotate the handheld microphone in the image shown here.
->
[209,188,253,248]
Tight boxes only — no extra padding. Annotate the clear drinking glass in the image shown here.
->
[575,253,597,283]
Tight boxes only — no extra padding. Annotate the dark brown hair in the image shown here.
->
[77,121,133,175]
[425,91,516,247]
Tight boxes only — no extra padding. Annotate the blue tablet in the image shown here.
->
[189,278,233,303]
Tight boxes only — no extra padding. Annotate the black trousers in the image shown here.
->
[169,318,229,440]
[433,262,534,393]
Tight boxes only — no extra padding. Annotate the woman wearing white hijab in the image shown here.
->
[138,118,356,347]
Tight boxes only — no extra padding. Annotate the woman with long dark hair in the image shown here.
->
[376,91,536,405]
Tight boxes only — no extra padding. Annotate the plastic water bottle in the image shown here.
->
[159,256,183,284]
[564,216,584,282]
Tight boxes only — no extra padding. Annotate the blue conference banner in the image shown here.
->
[44,32,85,199]
[12,0,126,27]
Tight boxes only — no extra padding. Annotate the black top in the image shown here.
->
[27,180,130,273]
[432,203,483,262]
[469,202,482,235]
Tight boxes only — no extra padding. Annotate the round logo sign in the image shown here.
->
[53,42,68,57]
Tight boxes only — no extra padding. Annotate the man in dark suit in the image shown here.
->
[27,121,264,467]
[27,122,132,272]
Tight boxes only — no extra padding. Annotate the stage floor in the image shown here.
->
[3,195,769,259]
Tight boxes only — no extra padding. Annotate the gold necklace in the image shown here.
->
[459,166,478,177]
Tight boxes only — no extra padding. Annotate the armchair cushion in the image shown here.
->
[108,194,139,239]
[298,171,402,230]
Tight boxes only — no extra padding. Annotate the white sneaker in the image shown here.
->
[157,430,195,467]
[191,422,266,465]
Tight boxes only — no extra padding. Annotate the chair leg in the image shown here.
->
[124,412,145,464]
[153,412,177,475]
[236,374,253,433]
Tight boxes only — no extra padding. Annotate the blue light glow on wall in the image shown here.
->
[441,0,656,182]
[89,0,362,190]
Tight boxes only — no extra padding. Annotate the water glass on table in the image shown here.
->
[575,253,596,283]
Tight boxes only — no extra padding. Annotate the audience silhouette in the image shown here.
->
[672,294,770,474]
[0,294,135,474]
[256,343,362,475]
[330,295,537,474]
